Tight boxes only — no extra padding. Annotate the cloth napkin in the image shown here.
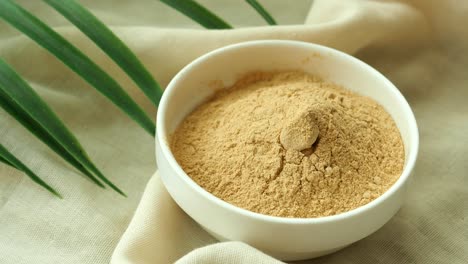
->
[1,0,467,263]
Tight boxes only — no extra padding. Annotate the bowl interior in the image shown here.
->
[158,40,418,219]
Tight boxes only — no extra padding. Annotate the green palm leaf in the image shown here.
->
[0,143,62,198]
[0,89,104,188]
[0,155,15,167]
[160,0,232,29]
[0,59,124,196]
[0,0,155,136]
[245,0,277,25]
[44,0,163,107]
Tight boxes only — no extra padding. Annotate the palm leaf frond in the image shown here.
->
[245,0,277,25]
[0,143,62,198]
[0,155,15,168]
[0,0,155,136]
[45,0,163,107]
[0,89,104,188]
[160,0,232,29]
[0,58,124,195]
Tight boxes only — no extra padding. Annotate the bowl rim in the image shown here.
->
[156,40,419,224]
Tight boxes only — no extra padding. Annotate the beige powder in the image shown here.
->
[171,71,404,218]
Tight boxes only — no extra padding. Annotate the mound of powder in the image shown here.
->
[171,71,404,218]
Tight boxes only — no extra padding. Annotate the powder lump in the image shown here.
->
[171,71,404,218]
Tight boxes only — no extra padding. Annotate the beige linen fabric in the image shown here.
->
[0,0,467,263]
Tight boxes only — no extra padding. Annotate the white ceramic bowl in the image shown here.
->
[156,40,419,261]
